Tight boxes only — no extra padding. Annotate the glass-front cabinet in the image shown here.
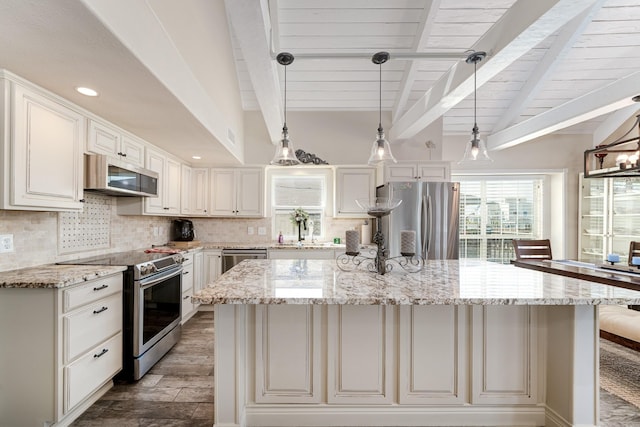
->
[579,174,640,263]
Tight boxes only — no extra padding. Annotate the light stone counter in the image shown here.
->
[0,264,127,288]
[199,241,347,251]
[193,258,640,306]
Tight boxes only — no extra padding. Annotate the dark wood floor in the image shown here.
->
[71,311,214,426]
[72,310,640,427]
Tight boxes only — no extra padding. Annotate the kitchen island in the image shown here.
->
[193,259,640,427]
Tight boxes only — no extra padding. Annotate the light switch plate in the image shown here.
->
[0,234,14,253]
[258,227,266,235]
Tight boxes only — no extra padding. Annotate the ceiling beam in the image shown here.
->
[487,71,640,150]
[225,0,283,143]
[491,0,606,132]
[391,0,441,122]
[389,0,600,142]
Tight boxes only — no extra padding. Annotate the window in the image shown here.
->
[454,176,545,264]
[272,174,327,241]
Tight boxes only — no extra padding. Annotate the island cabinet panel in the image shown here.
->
[327,305,394,404]
[471,305,538,405]
[398,305,468,405]
[255,305,321,403]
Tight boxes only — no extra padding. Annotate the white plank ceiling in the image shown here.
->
[228,0,640,149]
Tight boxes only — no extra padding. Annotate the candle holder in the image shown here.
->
[335,198,424,275]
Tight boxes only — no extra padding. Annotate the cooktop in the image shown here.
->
[58,249,179,267]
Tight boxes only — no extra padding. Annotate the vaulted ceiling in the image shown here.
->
[228,0,640,151]
[0,0,639,165]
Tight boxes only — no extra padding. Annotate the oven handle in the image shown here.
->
[139,266,183,289]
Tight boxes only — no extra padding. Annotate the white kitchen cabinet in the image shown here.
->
[210,168,264,217]
[181,252,196,323]
[255,305,322,403]
[384,161,451,183]
[0,273,123,427]
[118,147,181,216]
[0,75,85,211]
[334,166,375,217]
[87,119,145,167]
[204,249,222,285]
[180,164,193,215]
[578,174,640,263]
[194,249,204,293]
[192,168,210,215]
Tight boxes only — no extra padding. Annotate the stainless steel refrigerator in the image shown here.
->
[377,181,460,259]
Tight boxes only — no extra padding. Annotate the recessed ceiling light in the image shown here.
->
[76,86,98,97]
[192,155,202,160]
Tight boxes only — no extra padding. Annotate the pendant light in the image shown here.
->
[368,51,397,166]
[271,52,300,166]
[458,51,492,164]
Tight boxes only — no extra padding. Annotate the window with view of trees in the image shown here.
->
[454,176,544,264]
[272,175,326,241]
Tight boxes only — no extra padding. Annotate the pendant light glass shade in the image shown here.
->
[368,127,397,165]
[458,51,492,165]
[368,52,396,166]
[271,52,300,166]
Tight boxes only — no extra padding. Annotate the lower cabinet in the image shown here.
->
[203,249,222,284]
[181,252,196,323]
[251,305,539,410]
[0,273,123,427]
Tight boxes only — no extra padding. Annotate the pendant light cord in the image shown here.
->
[378,61,382,131]
[473,58,478,134]
[283,64,287,130]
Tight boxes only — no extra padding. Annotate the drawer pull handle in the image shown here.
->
[183,295,190,300]
[183,271,189,275]
[94,348,109,358]
[93,284,109,291]
[93,306,108,314]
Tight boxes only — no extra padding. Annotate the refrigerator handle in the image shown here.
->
[422,194,430,258]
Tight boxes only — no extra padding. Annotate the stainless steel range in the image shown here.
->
[59,250,184,380]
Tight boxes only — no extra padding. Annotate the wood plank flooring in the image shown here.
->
[72,310,640,426]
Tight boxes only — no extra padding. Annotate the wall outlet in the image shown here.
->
[0,234,14,253]
[258,227,266,236]
[247,226,255,235]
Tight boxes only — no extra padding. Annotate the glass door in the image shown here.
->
[579,175,607,263]
[610,178,640,261]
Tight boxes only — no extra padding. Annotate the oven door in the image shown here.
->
[134,266,182,357]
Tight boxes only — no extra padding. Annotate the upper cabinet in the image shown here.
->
[384,161,451,183]
[334,167,375,217]
[210,168,264,217]
[87,119,145,167]
[0,77,85,211]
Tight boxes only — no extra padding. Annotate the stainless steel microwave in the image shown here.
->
[84,154,159,197]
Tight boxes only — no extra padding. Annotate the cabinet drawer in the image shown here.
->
[64,332,122,413]
[64,292,122,362]
[63,274,122,312]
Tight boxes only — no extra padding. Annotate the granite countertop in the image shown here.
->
[0,265,127,289]
[192,259,640,306]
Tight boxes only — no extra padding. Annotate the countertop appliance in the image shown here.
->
[377,181,460,259]
[222,248,268,273]
[58,250,184,380]
[172,219,195,241]
[84,154,159,197]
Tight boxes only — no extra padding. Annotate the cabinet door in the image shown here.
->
[471,306,538,405]
[193,251,204,293]
[181,164,193,215]
[87,120,120,156]
[181,260,195,323]
[10,84,84,210]
[144,148,166,214]
[192,168,209,215]
[385,164,418,182]
[120,134,145,166]
[335,167,375,217]
[210,169,236,216]
[327,305,394,404]
[578,174,607,263]
[417,162,450,182]
[203,250,222,284]
[255,305,321,403]
[164,157,182,214]
[236,168,264,217]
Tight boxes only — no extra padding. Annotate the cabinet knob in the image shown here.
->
[183,271,190,275]
[79,199,86,203]
[183,295,190,300]
[122,153,127,157]
[117,152,123,156]
[163,207,169,210]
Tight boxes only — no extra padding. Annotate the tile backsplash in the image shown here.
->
[0,193,370,272]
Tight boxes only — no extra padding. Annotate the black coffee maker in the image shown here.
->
[172,219,195,241]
